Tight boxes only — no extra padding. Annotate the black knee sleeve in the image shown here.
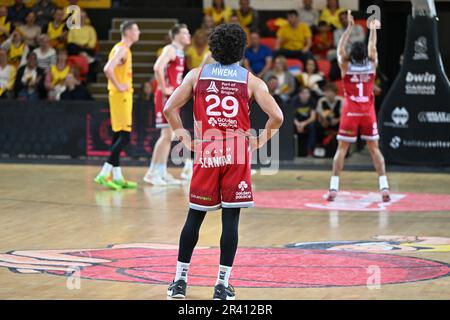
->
[220,208,241,267]
[107,131,130,167]
[178,208,207,263]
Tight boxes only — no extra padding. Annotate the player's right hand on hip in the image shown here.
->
[116,83,130,92]
[164,87,174,96]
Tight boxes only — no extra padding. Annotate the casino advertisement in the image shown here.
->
[379,15,450,165]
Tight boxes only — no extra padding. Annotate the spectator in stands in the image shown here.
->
[67,10,97,57]
[274,10,313,65]
[266,75,283,106]
[0,48,16,99]
[17,12,42,49]
[315,83,343,156]
[33,34,56,71]
[236,0,259,30]
[230,12,249,46]
[60,69,93,101]
[7,0,30,27]
[200,15,215,36]
[328,11,365,80]
[203,0,232,25]
[296,58,324,98]
[45,49,70,100]
[67,10,98,82]
[333,11,365,52]
[312,21,333,59]
[1,31,29,68]
[139,80,154,102]
[32,0,57,28]
[297,0,319,27]
[244,31,273,78]
[0,6,12,43]
[43,8,68,50]
[263,56,296,102]
[291,87,317,157]
[319,0,344,29]
[186,29,210,70]
[14,52,44,100]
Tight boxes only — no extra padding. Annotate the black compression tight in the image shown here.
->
[177,207,241,267]
[107,131,130,167]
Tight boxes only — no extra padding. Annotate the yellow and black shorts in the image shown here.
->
[109,91,133,132]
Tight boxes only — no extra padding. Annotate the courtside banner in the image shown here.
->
[379,15,450,165]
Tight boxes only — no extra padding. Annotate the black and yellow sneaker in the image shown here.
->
[167,279,187,299]
[213,283,235,300]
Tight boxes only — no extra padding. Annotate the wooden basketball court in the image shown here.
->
[0,163,449,299]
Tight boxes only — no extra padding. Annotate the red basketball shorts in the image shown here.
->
[189,137,254,211]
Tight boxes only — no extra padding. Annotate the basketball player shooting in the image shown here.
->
[163,24,283,300]
[327,11,390,202]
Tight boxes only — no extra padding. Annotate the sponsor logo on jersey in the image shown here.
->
[236,180,252,200]
[206,81,219,94]
[208,117,218,127]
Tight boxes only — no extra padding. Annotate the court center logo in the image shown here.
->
[1,243,448,288]
[286,236,450,253]
[413,37,429,60]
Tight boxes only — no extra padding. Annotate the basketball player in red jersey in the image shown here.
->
[327,11,390,202]
[143,24,192,186]
[163,24,283,300]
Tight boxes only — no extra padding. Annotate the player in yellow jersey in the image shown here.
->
[95,21,140,190]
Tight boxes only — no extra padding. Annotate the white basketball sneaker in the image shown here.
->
[143,170,168,186]
[163,172,182,185]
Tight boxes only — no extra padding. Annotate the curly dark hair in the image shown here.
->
[208,24,247,65]
[349,41,368,64]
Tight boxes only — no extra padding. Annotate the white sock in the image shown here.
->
[112,167,123,181]
[379,175,389,190]
[99,162,113,176]
[162,163,167,175]
[330,176,339,191]
[175,261,190,282]
[216,265,232,287]
[149,163,164,176]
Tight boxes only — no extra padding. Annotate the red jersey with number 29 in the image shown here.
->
[193,62,250,140]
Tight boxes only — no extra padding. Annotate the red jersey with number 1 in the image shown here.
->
[338,61,379,142]
[342,61,376,111]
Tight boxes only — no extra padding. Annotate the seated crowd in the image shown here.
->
[0,0,95,101]
[179,0,372,157]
